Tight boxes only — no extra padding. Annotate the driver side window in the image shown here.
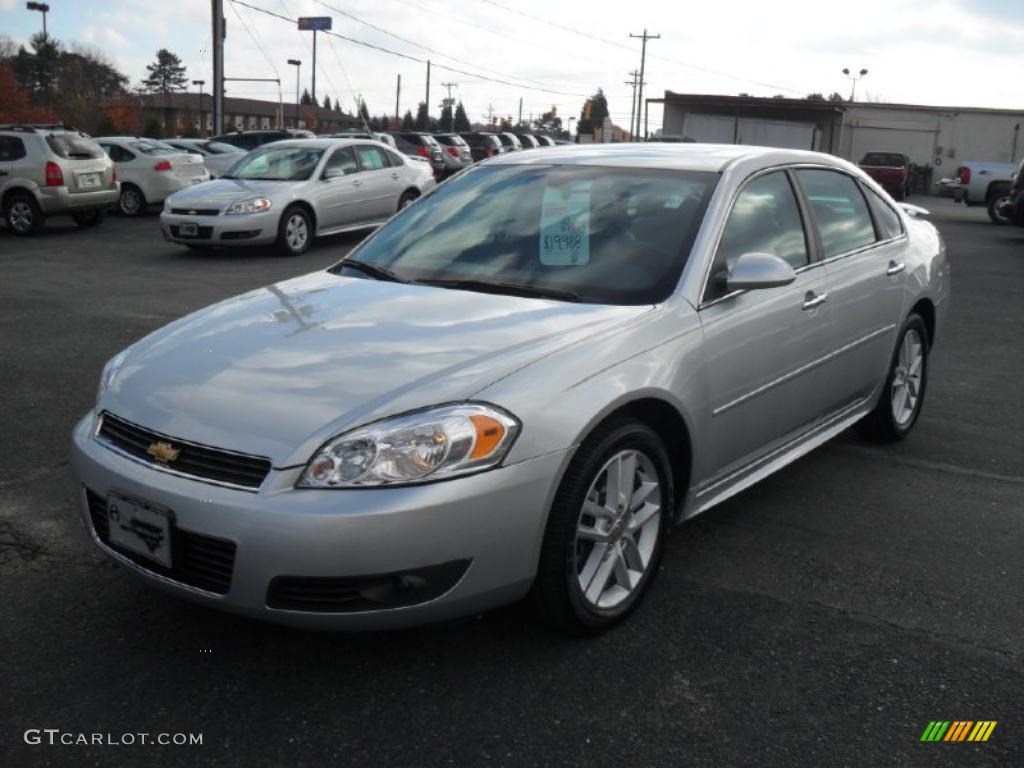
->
[323,147,358,176]
[703,171,808,302]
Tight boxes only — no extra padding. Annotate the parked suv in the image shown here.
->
[496,132,523,153]
[0,124,118,235]
[432,133,473,174]
[387,132,445,178]
[210,130,307,151]
[459,131,504,162]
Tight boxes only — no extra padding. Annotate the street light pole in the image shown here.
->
[287,59,301,128]
[842,67,869,102]
[25,2,49,37]
[192,79,205,136]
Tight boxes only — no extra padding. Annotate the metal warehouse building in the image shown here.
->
[656,91,1023,179]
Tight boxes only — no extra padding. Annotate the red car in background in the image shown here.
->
[858,152,912,200]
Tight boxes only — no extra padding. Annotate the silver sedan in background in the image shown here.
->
[162,138,246,179]
[73,144,949,633]
[160,138,435,255]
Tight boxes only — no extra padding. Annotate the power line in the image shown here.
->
[229,0,591,98]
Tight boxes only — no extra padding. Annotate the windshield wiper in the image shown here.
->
[417,278,582,303]
[339,259,408,283]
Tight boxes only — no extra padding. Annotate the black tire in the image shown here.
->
[987,191,1011,225]
[858,313,929,442]
[118,184,145,217]
[275,205,312,257]
[4,192,45,235]
[71,207,107,227]
[532,418,673,634]
[397,190,419,212]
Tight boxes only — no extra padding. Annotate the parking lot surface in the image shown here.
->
[1,199,1021,767]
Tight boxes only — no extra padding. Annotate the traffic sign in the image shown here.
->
[297,17,332,31]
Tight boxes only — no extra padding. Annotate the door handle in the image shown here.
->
[391,172,399,179]
[352,179,362,187]
[886,260,906,276]
[801,291,829,311]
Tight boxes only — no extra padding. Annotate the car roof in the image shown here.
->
[250,138,384,149]
[484,142,845,173]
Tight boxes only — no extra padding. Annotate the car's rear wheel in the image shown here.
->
[398,190,419,211]
[4,193,45,235]
[118,184,145,217]
[276,206,312,256]
[533,418,672,634]
[72,207,107,227]
[859,313,929,441]
[988,191,1012,224]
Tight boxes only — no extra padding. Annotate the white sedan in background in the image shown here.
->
[161,139,246,179]
[160,138,435,255]
[95,137,210,216]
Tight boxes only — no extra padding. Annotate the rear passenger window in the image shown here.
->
[355,146,389,171]
[0,136,26,161]
[795,169,876,258]
[863,186,903,240]
[706,171,808,301]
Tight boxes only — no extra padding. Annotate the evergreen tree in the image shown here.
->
[322,95,332,110]
[439,103,453,132]
[141,48,187,94]
[142,116,163,138]
[300,87,312,106]
[453,101,470,132]
[358,99,370,125]
[414,101,429,131]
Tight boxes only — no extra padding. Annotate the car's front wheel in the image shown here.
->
[533,418,672,634]
[118,184,145,217]
[276,206,312,256]
[72,207,107,227]
[4,192,45,235]
[859,313,929,441]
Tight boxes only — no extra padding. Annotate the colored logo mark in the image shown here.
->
[920,721,997,742]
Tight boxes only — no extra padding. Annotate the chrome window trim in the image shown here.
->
[697,163,813,309]
[819,234,908,266]
[711,323,896,416]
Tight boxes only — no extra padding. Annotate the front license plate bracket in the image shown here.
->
[106,492,175,568]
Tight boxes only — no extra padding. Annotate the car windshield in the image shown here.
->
[861,153,906,166]
[46,132,104,160]
[333,164,717,305]
[224,145,325,181]
[130,139,178,156]
[203,141,243,155]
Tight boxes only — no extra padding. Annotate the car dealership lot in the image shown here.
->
[1,201,1021,766]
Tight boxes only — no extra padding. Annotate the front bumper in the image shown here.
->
[159,209,280,246]
[70,413,568,630]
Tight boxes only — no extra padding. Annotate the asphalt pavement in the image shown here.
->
[1,198,1021,768]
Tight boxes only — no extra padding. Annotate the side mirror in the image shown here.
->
[724,252,797,291]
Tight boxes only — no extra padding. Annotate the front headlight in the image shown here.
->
[225,197,272,215]
[97,349,129,404]
[297,404,520,488]
[163,198,173,212]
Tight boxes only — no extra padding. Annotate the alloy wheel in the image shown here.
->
[286,213,308,251]
[9,200,33,232]
[120,188,141,216]
[574,449,661,610]
[891,328,924,426]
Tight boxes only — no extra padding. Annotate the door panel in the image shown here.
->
[353,145,402,220]
[316,147,365,229]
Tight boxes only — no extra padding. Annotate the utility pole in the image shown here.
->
[624,70,640,141]
[425,60,431,125]
[629,28,659,141]
[518,97,523,127]
[311,29,317,105]
[287,59,301,128]
[395,74,401,121]
[212,0,225,135]
[441,82,457,131]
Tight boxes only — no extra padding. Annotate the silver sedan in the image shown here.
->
[72,143,950,633]
[159,138,435,255]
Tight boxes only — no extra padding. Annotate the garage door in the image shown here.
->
[845,126,936,167]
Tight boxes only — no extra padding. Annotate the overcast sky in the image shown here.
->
[2,0,1022,131]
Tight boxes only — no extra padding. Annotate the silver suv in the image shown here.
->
[0,124,118,235]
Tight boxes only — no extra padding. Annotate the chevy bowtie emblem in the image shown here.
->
[188,209,197,215]
[147,441,181,463]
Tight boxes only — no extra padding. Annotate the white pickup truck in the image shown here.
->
[954,160,1020,223]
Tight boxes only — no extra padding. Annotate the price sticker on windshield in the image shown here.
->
[540,186,590,266]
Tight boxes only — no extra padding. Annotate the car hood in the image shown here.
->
[167,177,296,207]
[101,272,648,467]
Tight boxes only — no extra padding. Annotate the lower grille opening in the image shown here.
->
[85,487,236,595]
[220,230,261,240]
[267,559,471,613]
